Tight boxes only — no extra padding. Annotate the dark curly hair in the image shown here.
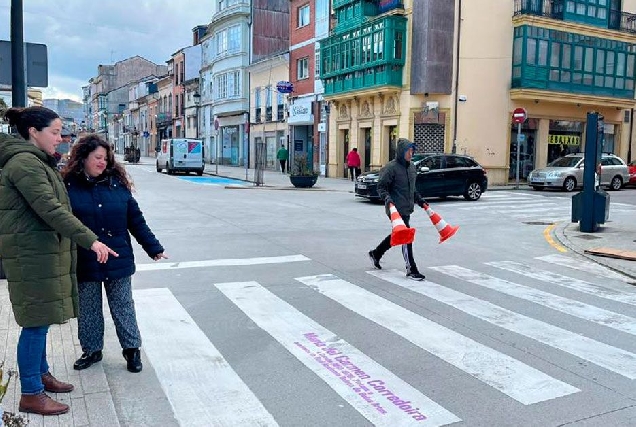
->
[61,134,133,191]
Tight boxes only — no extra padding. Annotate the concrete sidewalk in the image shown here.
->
[0,284,120,427]
[128,155,523,192]
[555,214,636,281]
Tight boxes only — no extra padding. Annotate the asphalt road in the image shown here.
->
[109,165,636,427]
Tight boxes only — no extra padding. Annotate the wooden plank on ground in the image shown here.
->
[584,247,636,261]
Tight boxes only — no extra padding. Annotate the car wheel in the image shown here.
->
[156,161,162,173]
[196,169,204,176]
[463,182,483,201]
[166,163,174,175]
[562,177,576,192]
[610,176,623,190]
[532,186,544,191]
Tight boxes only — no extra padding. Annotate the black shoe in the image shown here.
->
[368,250,382,270]
[122,348,143,373]
[73,350,103,370]
[406,271,426,281]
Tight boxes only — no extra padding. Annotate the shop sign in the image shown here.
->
[288,98,314,125]
[549,134,581,145]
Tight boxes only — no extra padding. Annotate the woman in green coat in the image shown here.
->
[0,107,118,416]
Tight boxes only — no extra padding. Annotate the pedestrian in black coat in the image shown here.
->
[62,134,168,373]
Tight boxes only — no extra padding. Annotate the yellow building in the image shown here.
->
[321,0,636,184]
[248,53,290,170]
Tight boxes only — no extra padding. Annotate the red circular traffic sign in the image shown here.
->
[512,107,527,124]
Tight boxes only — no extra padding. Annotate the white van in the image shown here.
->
[156,138,205,175]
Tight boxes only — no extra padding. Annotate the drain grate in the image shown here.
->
[573,234,602,240]
[523,221,554,226]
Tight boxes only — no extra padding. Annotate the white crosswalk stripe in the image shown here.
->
[135,288,278,427]
[464,191,633,221]
[296,274,578,404]
[132,253,636,425]
[536,253,632,282]
[488,260,636,305]
[369,269,636,379]
[215,281,461,426]
[429,265,636,337]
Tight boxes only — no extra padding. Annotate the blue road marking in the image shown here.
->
[178,176,248,186]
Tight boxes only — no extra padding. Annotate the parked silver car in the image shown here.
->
[527,153,629,192]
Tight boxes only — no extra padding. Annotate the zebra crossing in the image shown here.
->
[466,191,634,221]
[135,253,636,426]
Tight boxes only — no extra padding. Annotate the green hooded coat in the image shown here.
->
[0,133,98,327]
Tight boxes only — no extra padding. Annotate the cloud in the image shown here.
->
[0,1,211,100]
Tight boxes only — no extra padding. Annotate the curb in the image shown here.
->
[553,221,636,281]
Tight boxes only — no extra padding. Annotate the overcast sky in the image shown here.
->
[0,1,212,102]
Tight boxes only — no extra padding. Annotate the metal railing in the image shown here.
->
[514,0,636,34]
[513,0,564,20]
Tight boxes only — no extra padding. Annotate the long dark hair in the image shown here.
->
[61,134,133,191]
[3,106,60,140]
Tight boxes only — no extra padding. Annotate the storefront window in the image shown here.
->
[548,120,583,163]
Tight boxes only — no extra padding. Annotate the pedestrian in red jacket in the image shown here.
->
[346,147,361,181]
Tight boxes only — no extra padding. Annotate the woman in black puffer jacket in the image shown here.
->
[62,134,167,373]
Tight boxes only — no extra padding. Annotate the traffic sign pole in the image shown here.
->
[516,123,521,189]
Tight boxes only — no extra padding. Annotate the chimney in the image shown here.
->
[192,25,208,45]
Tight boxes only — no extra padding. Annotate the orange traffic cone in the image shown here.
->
[389,203,416,246]
[422,203,459,244]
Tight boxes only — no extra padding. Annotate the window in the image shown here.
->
[254,87,262,122]
[277,91,284,120]
[215,71,240,100]
[265,85,272,121]
[298,4,310,27]
[297,57,309,79]
[217,29,228,56]
[394,31,403,60]
[218,0,240,11]
[228,25,241,52]
[315,49,321,77]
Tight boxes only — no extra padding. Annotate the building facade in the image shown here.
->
[320,0,636,184]
[248,53,289,170]
[199,0,289,167]
[85,56,167,140]
[289,0,330,175]
[43,99,85,124]
[156,75,174,146]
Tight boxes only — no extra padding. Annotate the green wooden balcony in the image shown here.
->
[511,25,636,99]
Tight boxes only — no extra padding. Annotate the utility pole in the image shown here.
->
[11,0,26,107]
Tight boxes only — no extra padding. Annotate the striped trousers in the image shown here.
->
[77,276,142,353]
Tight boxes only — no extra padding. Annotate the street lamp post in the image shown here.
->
[193,92,201,139]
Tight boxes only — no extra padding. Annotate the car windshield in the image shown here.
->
[548,156,581,167]
[629,160,636,167]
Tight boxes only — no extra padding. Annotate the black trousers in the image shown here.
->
[373,214,418,273]
[348,166,360,180]
[279,160,286,173]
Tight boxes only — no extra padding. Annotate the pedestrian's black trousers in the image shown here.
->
[373,215,418,273]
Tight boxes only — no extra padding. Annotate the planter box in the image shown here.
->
[290,175,318,188]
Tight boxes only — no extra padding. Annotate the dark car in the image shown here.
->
[354,153,488,201]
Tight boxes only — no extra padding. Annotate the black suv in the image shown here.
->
[355,153,488,201]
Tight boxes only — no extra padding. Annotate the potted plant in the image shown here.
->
[0,362,27,427]
[289,153,319,188]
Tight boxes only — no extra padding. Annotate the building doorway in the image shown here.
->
[341,129,350,177]
[363,128,371,171]
[387,125,397,163]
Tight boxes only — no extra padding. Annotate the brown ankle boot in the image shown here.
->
[19,392,70,415]
[41,372,74,393]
